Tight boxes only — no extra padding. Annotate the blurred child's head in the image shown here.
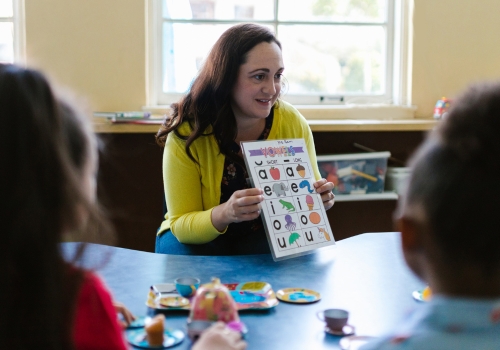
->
[396,82,500,296]
[0,63,112,348]
[0,64,86,247]
[59,98,99,216]
[0,64,102,242]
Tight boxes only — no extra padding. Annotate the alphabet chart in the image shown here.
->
[241,139,335,261]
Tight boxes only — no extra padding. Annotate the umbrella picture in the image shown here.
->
[289,232,301,247]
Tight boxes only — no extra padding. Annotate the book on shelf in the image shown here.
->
[110,118,164,125]
[93,111,152,120]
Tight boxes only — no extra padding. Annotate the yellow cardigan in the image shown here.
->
[159,100,321,244]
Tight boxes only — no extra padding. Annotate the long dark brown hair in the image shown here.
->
[155,23,281,162]
[0,64,111,349]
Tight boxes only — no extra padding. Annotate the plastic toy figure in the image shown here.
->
[433,97,451,119]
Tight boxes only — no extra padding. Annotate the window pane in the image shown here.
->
[162,23,232,93]
[278,25,385,95]
[279,0,387,23]
[163,0,274,21]
[0,22,13,63]
[0,0,13,17]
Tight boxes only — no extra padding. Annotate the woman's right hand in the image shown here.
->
[211,188,264,232]
[192,322,247,350]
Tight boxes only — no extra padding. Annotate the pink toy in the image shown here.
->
[189,278,240,323]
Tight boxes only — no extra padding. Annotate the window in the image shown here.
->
[147,0,412,107]
[0,0,24,64]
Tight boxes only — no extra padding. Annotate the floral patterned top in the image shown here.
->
[219,112,274,243]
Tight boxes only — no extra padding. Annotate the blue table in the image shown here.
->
[63,232,423,349]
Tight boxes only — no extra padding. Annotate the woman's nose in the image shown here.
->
[262,79,277,95]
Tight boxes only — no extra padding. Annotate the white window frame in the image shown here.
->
[146,0,413,111]
[0,0,25,64]
[13,0,25,63]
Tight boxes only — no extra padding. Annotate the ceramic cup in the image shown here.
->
[316,308,349,331]
[175,277,200,297]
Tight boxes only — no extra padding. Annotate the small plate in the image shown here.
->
[127,316,152,329]
[126,328,184,349]
[229,282,279,310]
[146,292,190,310]
[339,335,376,350]
[159,296,190,308]
[276,288,321,303]
[325,324,355,336]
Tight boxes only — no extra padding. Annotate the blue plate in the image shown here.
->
[127,316,152,329]
[126,328,184,349]
[230,290,267,304]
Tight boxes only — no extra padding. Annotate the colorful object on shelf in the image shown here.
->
[433,97,451,119]
[317,152,390,195]
[189,277,240,323]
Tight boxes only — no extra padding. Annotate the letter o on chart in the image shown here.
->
[301,215,308,225]
[273,220,281,230]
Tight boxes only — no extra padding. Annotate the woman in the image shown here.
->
[0,63,245,350]
[156,23,335,255]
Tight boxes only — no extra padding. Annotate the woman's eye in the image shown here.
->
[254,74,264,80]
[275,73,283,80]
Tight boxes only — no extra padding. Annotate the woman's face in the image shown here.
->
[231,41,284,123]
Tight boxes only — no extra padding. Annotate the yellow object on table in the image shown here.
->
[145,314,165,346]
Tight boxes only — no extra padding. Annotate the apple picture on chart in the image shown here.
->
[270,167,280,180]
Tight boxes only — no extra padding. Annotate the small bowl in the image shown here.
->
[175,277,200,298]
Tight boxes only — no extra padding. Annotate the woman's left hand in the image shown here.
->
[313,178,335,211]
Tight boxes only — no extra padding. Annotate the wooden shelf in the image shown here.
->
[93,118,438,134]
[308,118,437,132]
[334,192,399,202]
